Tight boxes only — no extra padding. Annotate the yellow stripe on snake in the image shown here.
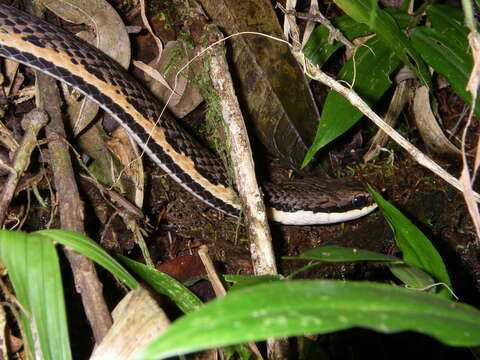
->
[0,4,377,225]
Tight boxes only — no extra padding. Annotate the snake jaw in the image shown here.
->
[266,202,377,225]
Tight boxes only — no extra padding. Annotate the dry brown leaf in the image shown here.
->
[364,79,412,162]
[140,0,163,63]
[138,41,203,118]
[413,85,461,157]
[90,287,170,360]
[107,127,145,208]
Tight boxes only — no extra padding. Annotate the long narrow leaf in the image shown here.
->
[368,186,452,298]
[389,264,436,290]
[285,245,402,263]
[411,23,480,117]
[119,255,202,313]
[0,231,71,360]
[35,229,137,290]
[427,5,468,44]
[133,280,480,359]
[224,274,283,292]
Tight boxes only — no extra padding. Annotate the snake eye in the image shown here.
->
[352,195,369,207]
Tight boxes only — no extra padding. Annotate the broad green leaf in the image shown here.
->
[285,245,402,263]
[303,36,401,165]
[368,186,451,298]
[426,5,467,44]
[333,0,431,87]
[0,231,71,360]
[119,255,202,313]
[411,17,480,117]
[389,264,436,290]
[35,230,137,290]
[133,280,480,359]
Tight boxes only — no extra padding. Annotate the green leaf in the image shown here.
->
[303,35,401,165]
[285,245,402,263]
[333,0,431,87]
[35,230,137,290]
[410,16,480,117]
[389,264,436,290]
[0,231,71,360]
[426,5,467,44]
[368,186,452,298]
[224,274,283,292]
[118,255,202,313]
[133,280,480,359]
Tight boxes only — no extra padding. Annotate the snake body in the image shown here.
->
[0,4,377,225]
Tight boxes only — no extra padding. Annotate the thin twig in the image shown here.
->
[0,109,47,227]
[204,25,278,276]
[281,8,354,50]
[199,245,263,359]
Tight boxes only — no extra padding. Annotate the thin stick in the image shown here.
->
[0,109,47,227]
[205,25,278,276]
[199,245,263,359]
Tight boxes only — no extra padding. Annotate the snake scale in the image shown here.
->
[0,4,377,225]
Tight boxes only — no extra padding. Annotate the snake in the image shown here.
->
[0,4,377,225]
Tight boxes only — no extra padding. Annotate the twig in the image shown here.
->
[204,25,278,276]
[282,8,354,50]
[0,109,47,227]
[204,23,285,360]
[198,245,227,297]
[199,245,263,359]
